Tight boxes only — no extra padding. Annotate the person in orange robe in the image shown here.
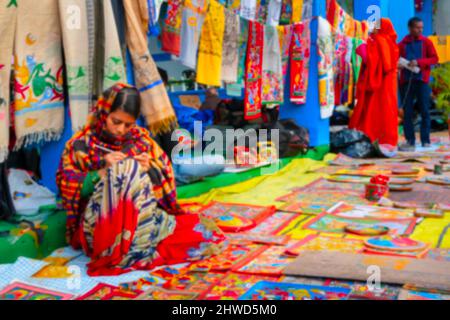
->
[349,18,400,148]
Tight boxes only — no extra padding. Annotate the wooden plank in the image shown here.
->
[283,251,450,291]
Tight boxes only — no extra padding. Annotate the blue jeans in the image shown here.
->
[172,154,225,185]
[401,81,431,146]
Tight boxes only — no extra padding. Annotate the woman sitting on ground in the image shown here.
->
[57,83,225,276]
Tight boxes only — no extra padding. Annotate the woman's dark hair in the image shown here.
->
[408,17,423,28]
[110,87,141,119]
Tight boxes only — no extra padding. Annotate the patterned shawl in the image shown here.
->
[57,83,181,248]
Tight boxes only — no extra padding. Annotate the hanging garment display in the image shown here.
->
[429,35,450,64]
[256,0,268,24]
[317,17,335,119]
[221,9,240,83]
[290,20,311,105]
[196,0,226,87]
[301,0,313,20]
[266,0,282,27]
[179,0,208,69]
[240,0,257,21]
[226,17,249,97]
[123,0,178,135]
[0,2,16,163]
[262,25,283,105]
[14,0,65,150]
[148,0,165,36]
[244,21,264,120]
[278,24,293,85]
[161,0,184,56]
[279,0,292,25]
[291,0,303,23]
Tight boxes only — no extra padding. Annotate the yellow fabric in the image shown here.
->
[429,35,450,64]
[292,0,303,23]
[410,212,450,249]
[196,0,225,86]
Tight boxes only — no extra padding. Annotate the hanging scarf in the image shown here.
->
[123,0,178,135]
[161,0,183,56]
[103,0,128,91]
[256,0,268,24]
[240,0,257,21]
[278,24,293,83]
[317,17,335,119]
[279,0,292,25]
[290,21,311,104]
[196,0,226,87]
[179,0,207,69]
[327,0,357,38]
[14,0,65,150]
[301,0,313,20]
[226,17,249,97]
[291,0,303,23]
[56,83,181,248]
[148,0,164,36]
[267,0,282,26]
[333,32,346,106]
[244,21,264,120]
[262,25,282,105]
[227,0,242,15]
[221,9,240,83]
[0,3,16,163]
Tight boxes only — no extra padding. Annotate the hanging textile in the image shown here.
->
[301,0,313,20]
[429,36,450,64]
[290,21,311,104]
[59,0,90,133]
[345,36,354,106]
[256,0,268,24]
[161,0,183,56]
[267,0,282,27]
[227,0,242,15]
[291,0,303,23]
[279,0,292,25]
[317,17,335,119]
[333,32,347,106]
[278,24,293,82]
[179,0,208,69]
[103,0,128,91]
[226,17,249,97]
[148,0,164,36]
[123,0,178,135]
[196,0,226,87]
[240,0,257,21]
[0,2,16,163]
[352,37,363,81]
[14,0,65,150]
[262,25,282,105]
[221,9,240,83]
[244,21,264,120]
[327,0,357,38]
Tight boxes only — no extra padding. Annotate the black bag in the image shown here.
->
[0,163,15,221]
[330,129,376,159]
[264,119,310,158]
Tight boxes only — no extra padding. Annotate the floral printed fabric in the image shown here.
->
[317,17,335,119]
[221,9,240,83]
[262,25,283,105]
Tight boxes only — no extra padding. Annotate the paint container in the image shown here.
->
[365,183,389,202]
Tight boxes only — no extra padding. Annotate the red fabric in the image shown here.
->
[398,35,439,84]
[349,19,399,147]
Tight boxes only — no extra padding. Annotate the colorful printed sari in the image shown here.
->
[57,83,226,275]
[123,0,178,135]
[290,21,311,104]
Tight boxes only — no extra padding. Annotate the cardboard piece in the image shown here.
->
[283,251,450,291]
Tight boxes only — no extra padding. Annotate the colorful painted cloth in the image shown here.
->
[81,159,226,276]
[123,0,178,135]
[237,17,250,86]
[326,0,358,38]
[279,0,292,25]
[179,0,207,69]
[240,0,257,21]
[333,33,351,106]
[317,17,335,119]
[290,21,311,104]
[56,83,181,248]
[291,0,303,23]
[278,24,293,85]
[13,0,65,150]
[196,0,226,87]
[0,2,16,163]
[267,0,282,26]
[244,21,264,120]
[429,36,450,64]
[301,0,313,20]
[221,9,240,83]
[147,0,164,36]
[256,0,268,24]
[161,0,183,56]
[262,25,282,105]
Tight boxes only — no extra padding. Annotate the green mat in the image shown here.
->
[178,145,330,199]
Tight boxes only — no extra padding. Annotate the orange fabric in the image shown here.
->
[349,19,399,147]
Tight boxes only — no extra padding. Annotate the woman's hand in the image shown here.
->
[134,153,151,172]
[104,152,127,168]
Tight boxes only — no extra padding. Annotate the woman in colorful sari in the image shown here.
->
[349,18,400,148]
[57,83,226,276]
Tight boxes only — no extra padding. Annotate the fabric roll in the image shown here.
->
[123,0,178,135]
[196,0,226,87]
[317,17,335,119]
[0,2,17,163]
[221,9,240,83]
[262,25,283,105]
[179,0,207,70]
[14,0,65,150]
